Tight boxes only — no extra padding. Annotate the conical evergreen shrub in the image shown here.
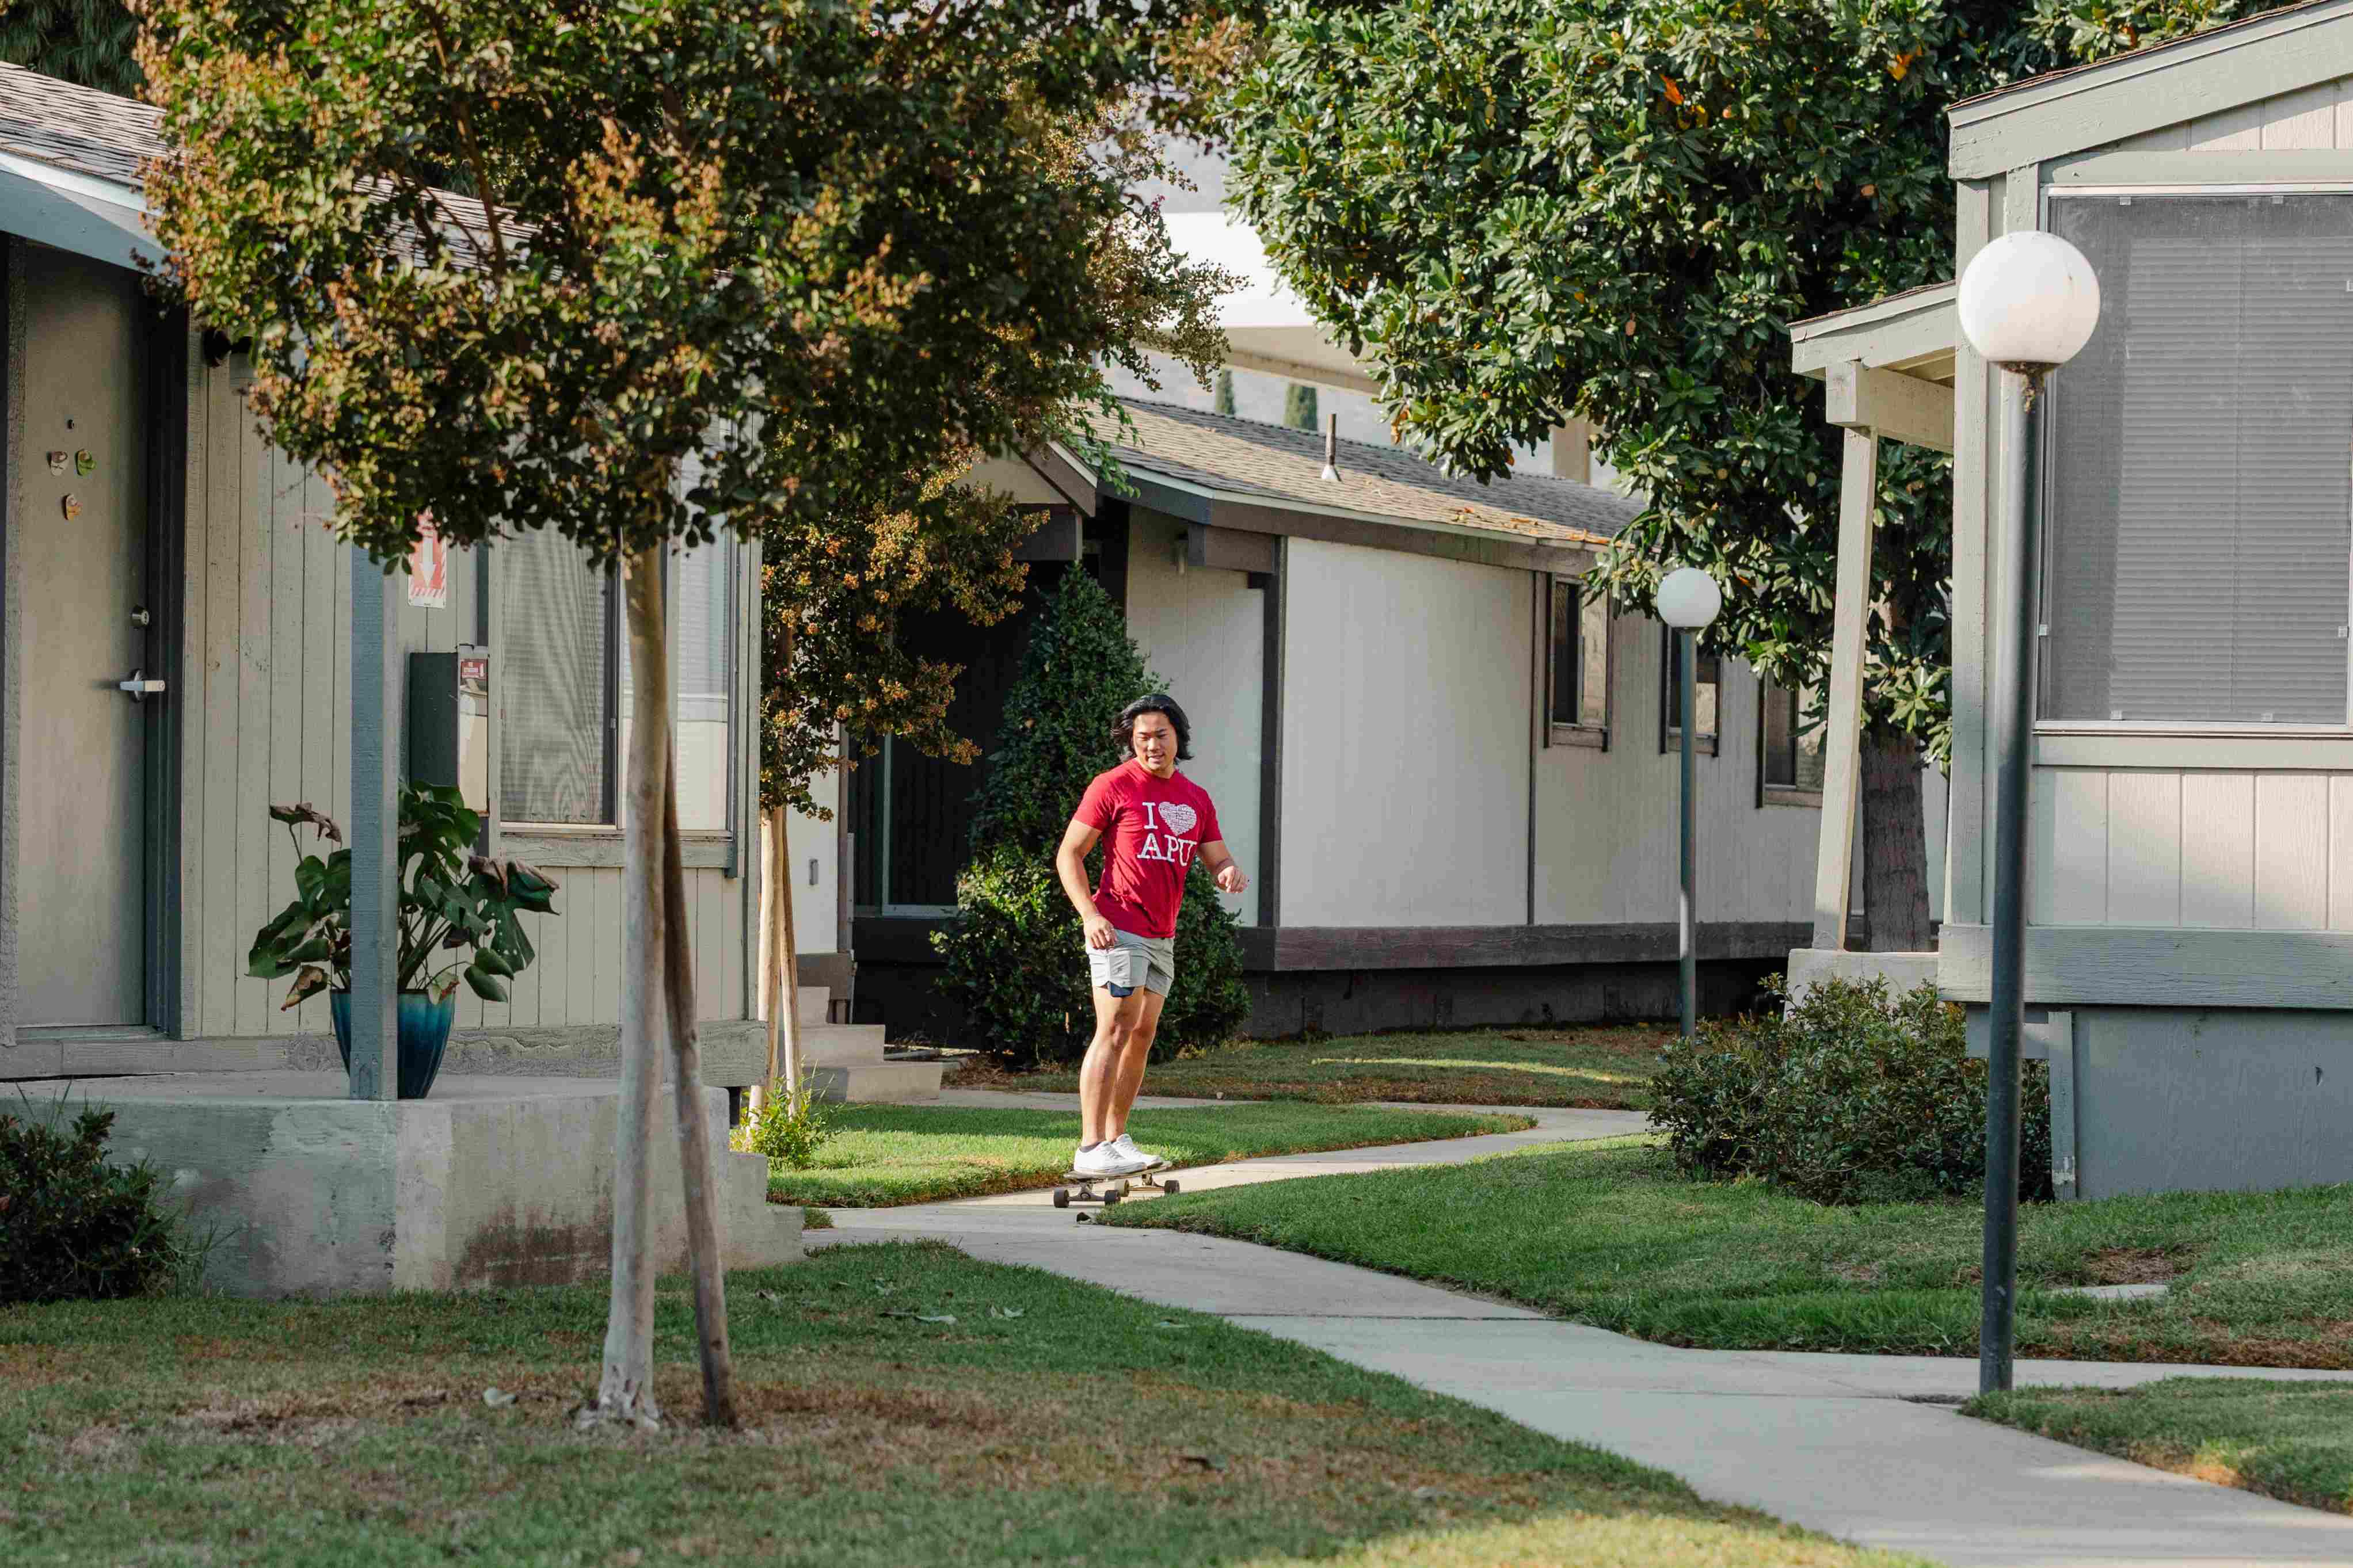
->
[935,569,1251,1066]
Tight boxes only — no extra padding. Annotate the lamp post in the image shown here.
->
[1956,230,2101,1396]
[1657,566,1722,1042]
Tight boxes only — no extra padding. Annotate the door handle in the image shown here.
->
[116,669,167,702]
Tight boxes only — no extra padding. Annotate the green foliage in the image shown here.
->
[732,1073,836,1171]
[1649,975,2050,1205]
[139,0,1247,577]
[966,571,1152,856]
[1225,0,2282,761]
[1283,382,1318,432]
[1,1101,189,1302]
[936,570,1252,1064]
[0,0,140,93]
[246,782,558,1007]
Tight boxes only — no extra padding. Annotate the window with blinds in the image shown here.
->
[498,526,611,825]
[2045,193,2353,726]
[672,534,737,830]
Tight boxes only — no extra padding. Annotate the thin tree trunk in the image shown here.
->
[1860,723,1933,953]
[587,546,669,1430]
[777,803,805,1090]
[664,747,739,1428]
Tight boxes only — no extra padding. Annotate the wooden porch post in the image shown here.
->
[348,547,401,1100]
[1810,422,1879,951]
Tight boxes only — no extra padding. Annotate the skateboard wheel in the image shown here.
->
[1103,1191,1122,1206]
[1162,1178,1180,1196]
[1053,1188,1069,1209]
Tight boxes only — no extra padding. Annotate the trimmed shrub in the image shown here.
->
[936,569,1252,1065]
[2,1102,191,1302]
[1649,975,2052,1205]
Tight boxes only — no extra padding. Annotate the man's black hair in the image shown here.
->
[1114,693,1193,761]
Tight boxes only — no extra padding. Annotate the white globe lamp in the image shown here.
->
[1958,231,2101,370]
[1656,566,1723,630]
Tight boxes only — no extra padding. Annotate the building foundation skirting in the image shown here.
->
[57,1072,802,1298]
[852,951,1788,1043]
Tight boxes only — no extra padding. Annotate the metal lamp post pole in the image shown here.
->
[1678,627,1698,1041]
[1981,365,2046,1396]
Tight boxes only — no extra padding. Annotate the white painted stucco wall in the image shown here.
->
[1278,538,1531,926]
[1121,509,1263,925]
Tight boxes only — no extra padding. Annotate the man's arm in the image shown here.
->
[1200,840,1250,895]
[1056,819,1117,949]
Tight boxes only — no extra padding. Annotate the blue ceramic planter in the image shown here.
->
[329,990,458,1100]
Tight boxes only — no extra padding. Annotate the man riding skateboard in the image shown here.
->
[1055,694,1248,1181]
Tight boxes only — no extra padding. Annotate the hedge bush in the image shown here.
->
[2,1103,192,1302]
[935,569,1252,1065]
[1648,975,2051,1205]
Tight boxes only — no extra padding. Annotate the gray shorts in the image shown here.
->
[1086,927,1176,997]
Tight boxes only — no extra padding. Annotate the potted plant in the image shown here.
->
[248,781,559,1098]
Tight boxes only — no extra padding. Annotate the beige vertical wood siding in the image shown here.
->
[177,350,748,1040]
[2025,768,2353,931]
[1121,509,1265,926]
[2109,78,2353,151]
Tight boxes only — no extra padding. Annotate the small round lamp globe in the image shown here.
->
[1958,231,2101,369]
[1656,566,1722,630]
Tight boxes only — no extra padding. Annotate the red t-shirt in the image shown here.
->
[1073,760,1223,940]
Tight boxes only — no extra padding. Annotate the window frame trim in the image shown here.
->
[1658,626,1720,758]
[1756,676,1824,810]
[1544,572,1612,751]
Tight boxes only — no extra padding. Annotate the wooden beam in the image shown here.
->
[1940,923,2353,1010]
[1185,522,1279,576]
[348,548,401,1100]
[1811,429,1879,951]
[1826,362,1955,454]
[1790,285,1958,378]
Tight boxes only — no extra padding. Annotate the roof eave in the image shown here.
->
[0,147,153,270]
[1949,0,2353,180]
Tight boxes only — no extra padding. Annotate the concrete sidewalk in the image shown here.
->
[813,1096,2353,1567]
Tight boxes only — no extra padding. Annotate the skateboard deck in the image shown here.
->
[1053,1162,1181,1209]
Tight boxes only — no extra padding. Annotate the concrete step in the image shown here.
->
[797,987,832,1027]
[810,1060,943,1104]
[717,1140,806,1266]
[797,1021,890,1069]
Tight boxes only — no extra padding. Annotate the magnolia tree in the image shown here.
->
[138,0,1239,1429]
[1223,0,2274,949]
[757,121,1229,1095]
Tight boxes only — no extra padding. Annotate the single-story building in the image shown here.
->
[1792,0,2353,1198]
[0,64,843,1292]
[843,398,1857,1037]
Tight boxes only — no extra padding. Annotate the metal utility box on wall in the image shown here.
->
[408,647,489,811]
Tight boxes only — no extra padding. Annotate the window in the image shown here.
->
[498,526,613,826]
[2043,192,2353,727]
[1760,678,1825,805]
[1546,574,1610,746]
[1661,630,1719,754]
[497,531,739,831]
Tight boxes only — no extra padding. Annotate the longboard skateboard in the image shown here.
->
[1053,1161,1181,1209]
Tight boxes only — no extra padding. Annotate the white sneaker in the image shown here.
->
[1107,1133,1166,1172]
[1073,1142,1151,1178]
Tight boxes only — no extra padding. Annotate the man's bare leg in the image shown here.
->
[1077,984,1149,1148]
[1105,989,1167,1143]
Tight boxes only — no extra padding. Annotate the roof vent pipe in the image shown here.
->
[1321,414,1341,483]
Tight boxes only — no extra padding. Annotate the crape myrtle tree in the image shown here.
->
[757,117,1231,1096]
[138,0,1246,1430]
[1224,0,2281,949]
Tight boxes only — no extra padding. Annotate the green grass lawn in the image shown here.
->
[1,1242,1924,1568]
[1970,1378,2353,1514]
[767,1102,1532,1207]
[960,1023,1670,1109]
[1111,1136,2353,1367]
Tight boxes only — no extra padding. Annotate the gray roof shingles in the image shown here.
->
[1091,398,1639,548]
[0,61,162,186]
